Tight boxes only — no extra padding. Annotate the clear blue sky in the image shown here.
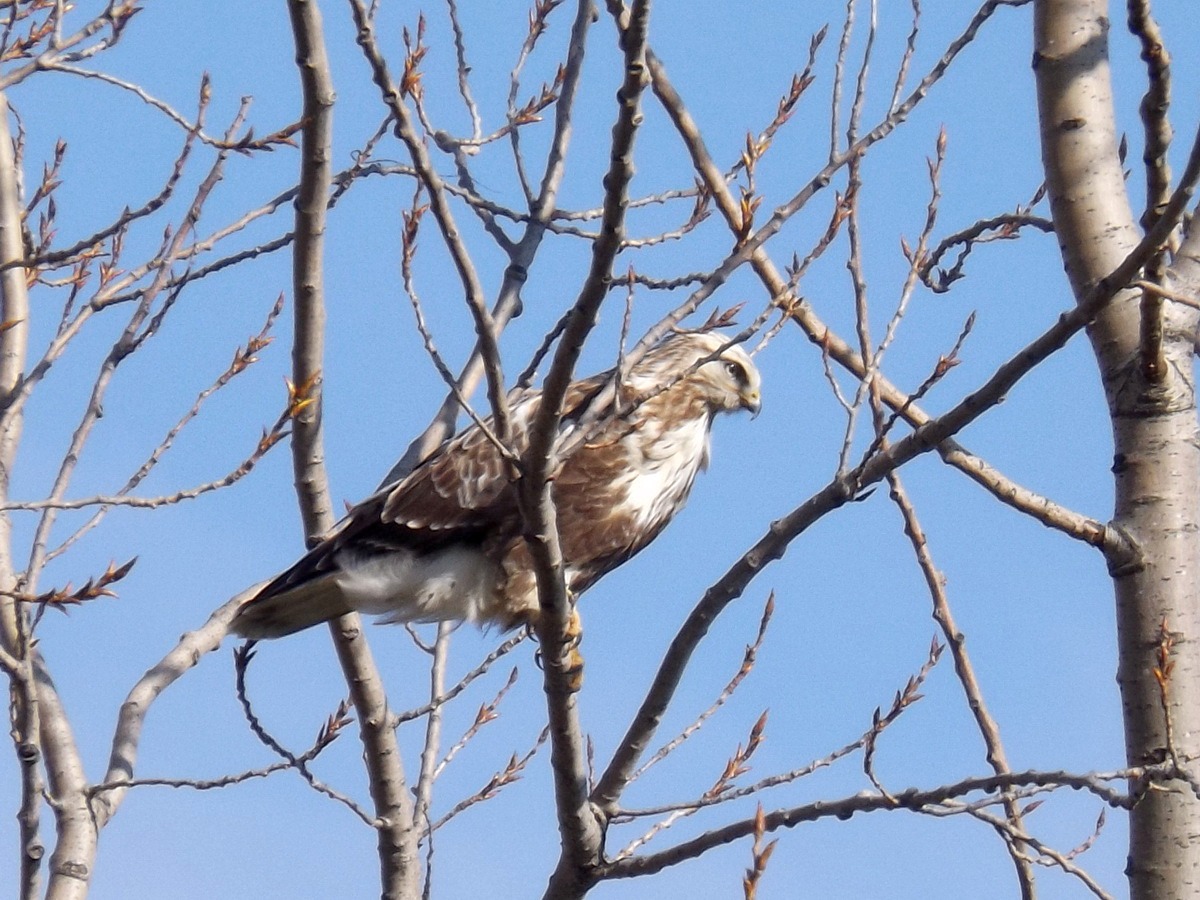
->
[4,1,1198,897]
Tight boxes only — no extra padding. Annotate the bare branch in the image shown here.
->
[0,85,39,900]
[393,632,529,726]
[41,295,284,561]
[603,767,1144,881]
[522,2,653,892]
[616,709,771,860]
[427,725,550,835]
[613,638,943,826]
[888,474,1037,895]
[398,191,516,462]
[594,213,1185,815]
[40,63,300,151]
[95,589,251,828]
[287,3,419,896]
[845,0,878,147]
[1127,0,1172,234]
[24,94,246,601]
[378,0,594,488]
[645,40,1127,558]
[234,644,379,826]
[920,210,1054,294]
[632,592,774,782]
[434,666,520,779]
[414,622,452,833]
[888,0,920,114]
[348,0,510,442]
[956,805,1114,900]
[445,0,482,140]
[630,0,1031,364]
[0,2,140,90]
[741,805,777,900]
[26,120,197,272]
[1141,117,1200,380]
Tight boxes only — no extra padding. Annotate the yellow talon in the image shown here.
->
[562,606,584,691]
[528,606,584,691]
[565,606,583,645]
[564,644,585,692]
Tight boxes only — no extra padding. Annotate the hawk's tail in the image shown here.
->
[230,575,353,640]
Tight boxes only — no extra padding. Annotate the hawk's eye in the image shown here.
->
[724,360,745,383]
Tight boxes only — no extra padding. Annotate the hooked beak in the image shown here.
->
[741,388,761,417]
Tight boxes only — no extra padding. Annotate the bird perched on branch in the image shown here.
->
[231,330,762,640]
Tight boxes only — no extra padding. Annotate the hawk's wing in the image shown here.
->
[251,370,615,604]
[381,370,611,528]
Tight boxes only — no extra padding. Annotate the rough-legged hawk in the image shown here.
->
[231,331,762,639]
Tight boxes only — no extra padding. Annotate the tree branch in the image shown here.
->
[347,0,510,443]
[887,473,1037,897]
[1037,5,1200,898]
[593,212,1185,814]
[377,0,597,488]
[287,3,419,896]
[646,39,1125,560]
[95,590,251,828]
[525,2,652,896]
[0,87,39,900]
[602,767,1142,881]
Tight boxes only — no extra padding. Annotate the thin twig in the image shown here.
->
[40,63,301,151]
[426,725,550,836]
[234,645,379,825]
[955,805,1114,900]
[414,622,452,832]
[348,0,511,443]
[434,666,520,779]
[919,211,1054,293]
[445,0,481,140]
[888,473,1037,895]
[25,94,245,599]
[377,0,594,489]
[394,632,529,726]
[0,2,140,91]
[42,295,283,560]
[602,766,1147,880]
[645,34,1125,559]
[593,199,1188,815]
[632,592,774,782]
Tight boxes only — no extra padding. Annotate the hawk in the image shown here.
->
[231,331,762,639]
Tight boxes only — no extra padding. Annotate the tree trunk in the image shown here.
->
[1034,1,1200,896]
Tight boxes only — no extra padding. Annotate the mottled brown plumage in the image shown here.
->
[231,332,761,639]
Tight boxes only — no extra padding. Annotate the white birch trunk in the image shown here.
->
[1035,2,1200,896]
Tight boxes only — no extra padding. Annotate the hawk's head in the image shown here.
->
[646,331,762,416]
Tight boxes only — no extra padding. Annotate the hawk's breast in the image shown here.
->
[617,410,712,531]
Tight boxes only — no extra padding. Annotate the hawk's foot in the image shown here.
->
[562,607,584,691]
[528,605,584,691]
[564,606,583,647]
[563,649,584,693]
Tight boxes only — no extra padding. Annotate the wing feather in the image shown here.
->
[245,367,622,612]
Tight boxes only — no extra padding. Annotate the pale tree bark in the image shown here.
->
[0,90,98,900]
[13,1,1200,896]
[286,1,420,897]
[0,89,40,900]
[1034,1,1200,897]
[526,4,652,897]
